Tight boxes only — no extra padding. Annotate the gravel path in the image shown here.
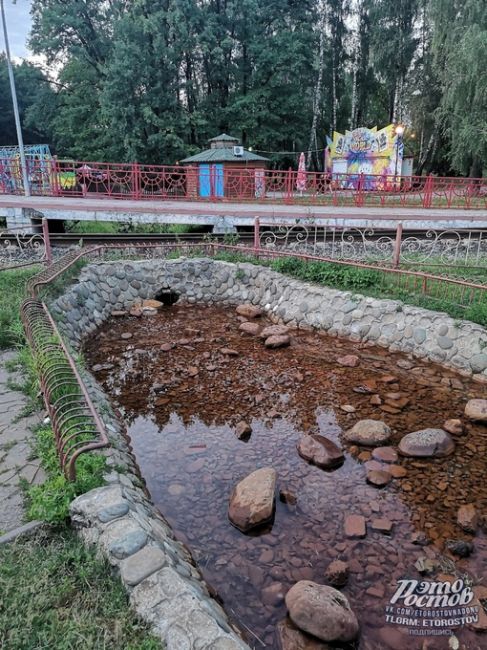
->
[0,351,45,534]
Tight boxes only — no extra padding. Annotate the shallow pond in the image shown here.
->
[85,303,487,650]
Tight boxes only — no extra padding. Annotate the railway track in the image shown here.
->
[2,228,485,248]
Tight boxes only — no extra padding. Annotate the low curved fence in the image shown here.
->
[21,298,109,480]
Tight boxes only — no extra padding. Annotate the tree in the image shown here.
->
[0,56,55,146]
[431,0,487,176]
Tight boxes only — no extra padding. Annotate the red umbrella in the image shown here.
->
[296,152,307,193]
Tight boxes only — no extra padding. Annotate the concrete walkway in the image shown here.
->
[1,193,486,231]
[0,350,45,534]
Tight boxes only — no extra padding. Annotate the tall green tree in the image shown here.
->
[431,0,487,176]
[0,56,55,146]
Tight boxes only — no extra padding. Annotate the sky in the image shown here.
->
[1,0,32,59]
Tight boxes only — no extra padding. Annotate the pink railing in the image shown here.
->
[1,156,486,209]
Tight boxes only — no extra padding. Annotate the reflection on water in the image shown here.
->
[85,303,487,649]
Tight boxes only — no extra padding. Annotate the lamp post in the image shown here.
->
[0,0,30,196]
[394,124,405,187]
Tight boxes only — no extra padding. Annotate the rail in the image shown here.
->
[1,156,486,209]
[21,299,109,480]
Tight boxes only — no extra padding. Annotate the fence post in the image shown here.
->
[392,222,403,268]
[254,216,260,251]
[285,167,293,204]
[355,172,365,207]
[42,218,52,265]
[423,174,433,208]
[132,162,141,199]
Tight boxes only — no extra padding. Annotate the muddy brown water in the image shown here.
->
[84,303,487,650]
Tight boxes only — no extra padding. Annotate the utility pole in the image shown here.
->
[1,0,30,196]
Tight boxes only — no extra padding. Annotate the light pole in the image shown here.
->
[394,124,404,186]
[0,0,30,196]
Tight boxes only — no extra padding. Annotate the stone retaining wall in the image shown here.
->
[51,257,487,650]
[52,257,487,378]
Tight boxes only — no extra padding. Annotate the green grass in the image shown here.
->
[0,266,40,348]
[65,220,203,234]
[0,527,161,650]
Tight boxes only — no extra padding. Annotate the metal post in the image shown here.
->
[392,222,403,268]
[0,0,30,196]
[42,218,52,265]
[254,216,260,250]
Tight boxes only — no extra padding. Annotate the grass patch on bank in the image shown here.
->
[25,424,106,523]
[0,266,40,348]
[0,527,161,650]
[65,220,204,235]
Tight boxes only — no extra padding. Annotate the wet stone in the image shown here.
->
[235,421,252,440]
[344,514,366,538]
[445,539,474,558]
[264,334,291,349]
[366,469,391,488]
[371,518,393,534]
[371,446,398,463]
[457,504,478,533]
[336,354,360,368]
[297,435,344,470]
[343,419,391,446]
[465,399,487,423]
[398,428,455,458]
[285,581,359,643]
[236,304,263,319]
[239,321,261,336]
[443,418,464,435]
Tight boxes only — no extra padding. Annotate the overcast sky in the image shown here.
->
[1,0,32,59]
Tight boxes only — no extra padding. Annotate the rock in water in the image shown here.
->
[259,325,289,339]
[398,428,455,457]
[343,420,391,446]
[276,619,331,650]
[142,299,163,310]
[265,334,291,349]
[228,467,277,532]
[235,421,252,440]
[457,504,478,533]
[445,539,474,558]
[325,560,349,587]
[336,354,360,368]
[297,435,344,469]
[236,304,263,318]
[465,399,487,423]
[366,469,391,487]
[239,321,261,336]
[443,418,464,435]
[285,581,359,643]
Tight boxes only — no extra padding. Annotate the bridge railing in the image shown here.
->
[1,156,486,209]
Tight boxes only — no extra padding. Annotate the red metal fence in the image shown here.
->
[1,156,486,209]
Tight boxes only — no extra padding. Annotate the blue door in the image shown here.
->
[199,164,224,198]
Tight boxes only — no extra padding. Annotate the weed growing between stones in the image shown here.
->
[0,527,161,650]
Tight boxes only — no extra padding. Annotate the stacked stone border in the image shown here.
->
[29,255,487,650]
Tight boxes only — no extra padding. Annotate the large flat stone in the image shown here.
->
[120,545,167,586]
